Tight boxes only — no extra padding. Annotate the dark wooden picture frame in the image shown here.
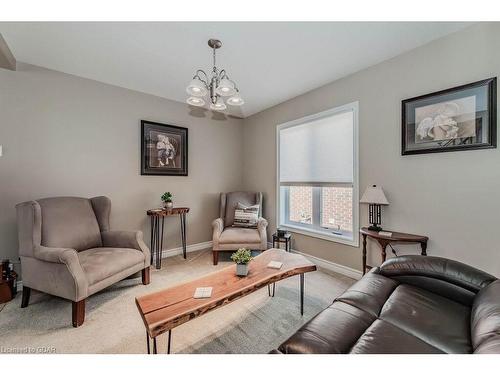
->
[402,77,497,155]
[141,120,188,176]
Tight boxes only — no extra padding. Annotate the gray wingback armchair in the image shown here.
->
[212,192,268,265]
[16,196,151,327]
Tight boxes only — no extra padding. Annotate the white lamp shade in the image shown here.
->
[215,78,236,97]
[186,96,206,107]
[186,78,208,97]
[227,93,244,106]
[360,185,389,205]
[209,97,227,111]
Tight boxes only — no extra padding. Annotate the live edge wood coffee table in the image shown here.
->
[135,249,317,354]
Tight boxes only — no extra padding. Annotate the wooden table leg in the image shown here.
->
[421,241,427,256]
[146,332,150,354]
[153,337,157,354]
[381,242,388,264]
[362,234,367,275]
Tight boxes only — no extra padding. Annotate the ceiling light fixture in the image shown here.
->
[186,39,244,112]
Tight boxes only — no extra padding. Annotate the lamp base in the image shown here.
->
[368,224,383,232]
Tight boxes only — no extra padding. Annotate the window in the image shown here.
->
[277,102,359,246]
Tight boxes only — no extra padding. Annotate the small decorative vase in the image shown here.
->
[236,263,249,276]
[164,201,173,209]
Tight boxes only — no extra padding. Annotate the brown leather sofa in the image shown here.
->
[16,196,151,327]
[272,256,500,354]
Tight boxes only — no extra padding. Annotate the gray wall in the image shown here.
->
[1,23,499,279]
[242,23,500,276]
[0,63,244,267]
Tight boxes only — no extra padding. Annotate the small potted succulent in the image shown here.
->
[231,248,253,276]
[161,192,173,209]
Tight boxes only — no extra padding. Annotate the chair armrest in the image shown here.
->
[212,218,224,237]
[257,217,268,231]
[101,230,151,266]
[33,245,89,300]
[34,244,79,265]
[379,255,496,294]
[212,218,224,249]
[257,218,268,249]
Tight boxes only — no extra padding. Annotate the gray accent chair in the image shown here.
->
[16,196,151,327]
[211,192,268,265]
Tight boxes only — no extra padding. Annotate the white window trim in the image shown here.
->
[276,101,359,247]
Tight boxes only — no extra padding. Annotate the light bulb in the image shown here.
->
[227,93,244,106]
[215,78,236,97]
[187,96,206,107]
[209,97,227,111]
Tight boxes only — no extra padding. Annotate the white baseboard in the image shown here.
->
[268,242,362,280]
[160,240,213,259]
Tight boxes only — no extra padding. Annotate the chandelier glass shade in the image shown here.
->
[186,96,206,107]
[186,39,244,112]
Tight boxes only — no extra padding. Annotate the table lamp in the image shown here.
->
[360,185,389,232]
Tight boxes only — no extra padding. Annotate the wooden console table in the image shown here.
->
[147,207,189,269]
[360,227,428,275]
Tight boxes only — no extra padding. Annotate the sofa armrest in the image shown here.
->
[34,244,79,265]
[32,245,89,300]
[379,255,496,294]
[101,230,150,267]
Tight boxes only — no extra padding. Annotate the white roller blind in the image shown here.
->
[279,110,353,185]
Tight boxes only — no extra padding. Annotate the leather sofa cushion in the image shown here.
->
[380,284,472,353]
[79,247,145,285]
[278,302,375,354]
[349,319,444,354]
[335,273,398,317]
[218,227,261,244]
[38,197,102,251]
[471,280,500,353]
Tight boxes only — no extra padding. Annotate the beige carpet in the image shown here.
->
[0,249,355,354]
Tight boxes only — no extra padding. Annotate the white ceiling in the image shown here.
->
[0,22,471,118]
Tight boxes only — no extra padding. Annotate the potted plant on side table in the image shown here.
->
[231,248,253,276]
[161,192,173,209]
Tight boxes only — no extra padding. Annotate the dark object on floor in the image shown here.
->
[273,255,500,354]
[16,196,151,327]
[0,259,17,303]
[272,232,291,252]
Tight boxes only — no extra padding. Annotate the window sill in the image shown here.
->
[280,224,359,247]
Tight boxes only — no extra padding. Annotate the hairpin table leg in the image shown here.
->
[300,274,304,316]
[167,330,172,354]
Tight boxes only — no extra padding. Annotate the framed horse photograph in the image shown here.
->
[141,120,188,176]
